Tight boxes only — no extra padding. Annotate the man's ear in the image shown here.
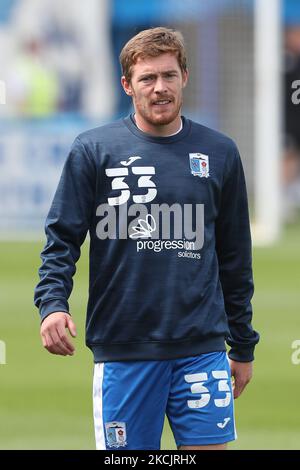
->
[182,69,189,89]
[121,76,133,96]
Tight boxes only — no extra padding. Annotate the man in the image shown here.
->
[34,27,259,450]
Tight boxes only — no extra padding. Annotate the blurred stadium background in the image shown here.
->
[0,0,299,450]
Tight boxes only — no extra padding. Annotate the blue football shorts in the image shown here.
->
[93,351,236,450]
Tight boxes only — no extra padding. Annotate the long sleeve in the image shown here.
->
[215,145,259,362]
[34,137,96,321]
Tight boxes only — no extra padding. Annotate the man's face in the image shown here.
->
[122,53,188,132]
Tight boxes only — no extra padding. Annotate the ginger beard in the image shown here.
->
[122,53,188,134]
[131,85,183,127]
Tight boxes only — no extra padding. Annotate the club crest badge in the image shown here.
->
[189,153,210,178]
[105,421,127,448]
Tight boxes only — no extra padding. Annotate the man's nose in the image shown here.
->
[154,77,167,94]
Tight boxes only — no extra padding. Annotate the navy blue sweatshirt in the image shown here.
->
[34,115,259,362]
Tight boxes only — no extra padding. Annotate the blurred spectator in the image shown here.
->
[2,0,115,118]
[7,37,59,117]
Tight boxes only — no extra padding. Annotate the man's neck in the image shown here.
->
[134,114,182,137]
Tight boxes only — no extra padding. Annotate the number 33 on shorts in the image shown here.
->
[166,353,236,447]
[185,370,231,409]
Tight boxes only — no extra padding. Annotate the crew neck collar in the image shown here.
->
[123,114,191,144]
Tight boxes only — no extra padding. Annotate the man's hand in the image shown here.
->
[229,359,253,399]
[40,312,77,356]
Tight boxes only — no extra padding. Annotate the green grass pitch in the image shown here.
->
[0,224,299,449]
